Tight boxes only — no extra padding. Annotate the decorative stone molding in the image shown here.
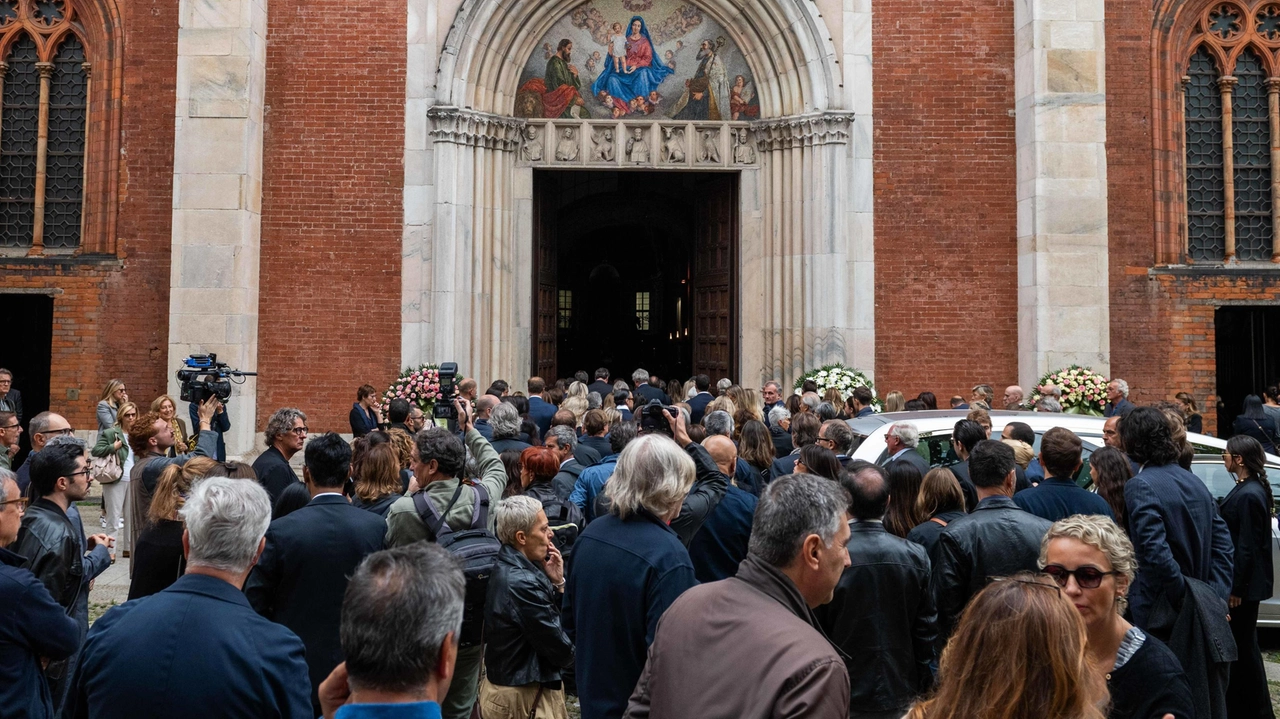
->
[752,111,856,150]
[513,119,755,169]
[427,106,525,150]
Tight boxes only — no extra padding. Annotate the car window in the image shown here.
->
[1189,460,1280,511]
[919,433,961,468]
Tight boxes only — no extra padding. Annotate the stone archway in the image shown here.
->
[406,0,874,389]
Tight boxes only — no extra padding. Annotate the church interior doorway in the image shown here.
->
[0,293,52,465]
[532,170,737,386]
[1215,306,1280,438]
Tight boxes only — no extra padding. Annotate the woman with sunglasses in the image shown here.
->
[1219,435,1275,719]
[1040,515,1192,719]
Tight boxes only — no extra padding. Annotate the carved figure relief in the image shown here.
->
[663,126,686,163]
[698,128,720,163]
[522,126,544,161]
[626,126,649,163]
[592,127,616,161]
[733,128,755,164]
[555,127,580,161]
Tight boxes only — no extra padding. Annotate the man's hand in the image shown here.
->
[569,64,579,76]
[318,662,351,719]
[545,543,565,590]
[197,396,222,430]
[87,534,113,558]
[454,397,473,433]
[1230,595,1242,609]
[666,407,691,447]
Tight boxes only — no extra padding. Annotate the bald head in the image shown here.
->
[1003,385,1024,409]
[475,395,499,419]
[1103,415,1121,448]
[703,434,738,477]
[551,409,576,428]
[29,411,70,451]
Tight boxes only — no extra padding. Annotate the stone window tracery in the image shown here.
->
[0,0,90,252]
[1178,0,1280,262]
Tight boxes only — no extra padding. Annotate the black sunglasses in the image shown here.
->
[1042,564,1120,589]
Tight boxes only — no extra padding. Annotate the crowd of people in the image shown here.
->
[0,364,1278,719]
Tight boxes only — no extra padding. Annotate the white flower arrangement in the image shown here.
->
[793,364,881,410]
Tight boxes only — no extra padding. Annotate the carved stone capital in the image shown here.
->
[1267,77,1280,94]
[1217,76,1238,92]
[752,111,855,151]
[427,106,525,151]
[36,62,53,78]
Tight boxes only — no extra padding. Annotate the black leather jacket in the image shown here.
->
[482,544,575,686]
[11,498,85,610]
[931,495,1052,649]
[816,520,937,712]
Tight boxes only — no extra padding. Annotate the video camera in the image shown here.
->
[176,354,257,405]
[433,362,460,420]
[640,399,678,437]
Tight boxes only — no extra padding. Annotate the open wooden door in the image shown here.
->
[692,174,737,384]
[532,172,558,380]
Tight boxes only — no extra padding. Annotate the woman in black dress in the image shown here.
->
[1233,394,1280,455]
[1040,515,1193,719]
[906,467,966,557]
[1220,435,1276,719]
[1089,447,1134,530]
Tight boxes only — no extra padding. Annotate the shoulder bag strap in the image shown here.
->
[470,483,491,530]
[413,481,465,539]
[1251,419,1279,447]
[929,517,948,528]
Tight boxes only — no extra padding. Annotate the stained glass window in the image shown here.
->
[0,34,39,246]
[1232,48,1273,260]
[45,36,86,248]
[1185,47,1225,261]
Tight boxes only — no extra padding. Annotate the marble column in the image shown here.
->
[167,0,268,457]
[1015,0,1110,386]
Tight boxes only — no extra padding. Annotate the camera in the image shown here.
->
[176,354,257,405]
[640,399,678,436]
[433,362,460,420]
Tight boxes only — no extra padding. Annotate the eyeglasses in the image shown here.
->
[1042,564,1120,590]
[0,422,20,430]
[288,427,309,436]
[815,436,834,446]
[0,496,28,512]
[65,469,92,481]
[38,427,74,437]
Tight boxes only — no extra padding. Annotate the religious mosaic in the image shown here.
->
[514,0,760,121]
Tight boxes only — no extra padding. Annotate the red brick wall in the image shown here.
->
[257,0,405,432]
[871,0,1019,401]
[0,0,178,430]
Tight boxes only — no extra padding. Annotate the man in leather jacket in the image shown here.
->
[11,438,112,718]
[930,439,1051,651]
[817,464,936,718]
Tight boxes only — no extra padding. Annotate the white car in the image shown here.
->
[846,410,1280,626]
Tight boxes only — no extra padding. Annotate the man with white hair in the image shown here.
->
[624,474,852,718]
[1003,385,1024,410]
[1104,378,1136,419]
[76,478,312,717]
[881,422,929,476]
[633,368,670,405]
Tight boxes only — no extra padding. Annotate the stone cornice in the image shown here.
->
[752,111,855,150]
[427,106,525,150]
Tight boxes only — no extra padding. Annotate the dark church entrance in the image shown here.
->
[1215,305,1280,438]
[532,171,737,386]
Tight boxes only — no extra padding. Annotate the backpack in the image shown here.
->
[413,481,501,648]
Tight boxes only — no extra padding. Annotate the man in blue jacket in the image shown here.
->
[1013,427,1113,522]
[75,478,312,719]
[526,377,558,437]
[570,422,638,522]
[0,470,79,719]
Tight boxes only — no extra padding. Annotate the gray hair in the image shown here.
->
[676,405,691,428]
[495,495,544,545]
[264,407,306,445]
[718,378,734,395]
[341,543,465,694]
[613,379,630,392]
[632,368,650,386]
[179,477,271,574]
[821,419,854,455]
[801,393,821,411]
[1111,378,1130,397]
[703,410,734,438]
[44,434,87,452]
[1036,396,1064,413]
[544,425,577,450]
[971,384,995,401]
[605,433,696,520]
[768,405,791,425]
[28,411,57,435]
[749,473,849,567]
[887,422,919,448]
[0,468,16,495]
[490,402,521,440]
[586,392,603,410]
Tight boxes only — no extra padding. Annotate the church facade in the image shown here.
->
[1,0,1277,455]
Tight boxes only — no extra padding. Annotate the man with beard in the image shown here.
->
[530,39,588,119]
[673,39,728,120]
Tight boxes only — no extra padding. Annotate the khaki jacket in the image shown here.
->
[385,428,506,545]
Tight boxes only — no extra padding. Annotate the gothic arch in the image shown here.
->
[436,0,843,118]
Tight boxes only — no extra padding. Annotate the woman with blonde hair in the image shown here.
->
[725,385,748,414]
[151,394,190,455]
[906,572,1110,719]
[97,378,128,431]
[884,390,905,413]
[91,401,137,539]
[566,381,588,400]
[740,387,764,422]
[1040,516,1192,719]
[561,395,589,428]
[705,395,737,419]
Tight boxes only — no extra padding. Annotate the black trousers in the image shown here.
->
[1228,599,1275,719]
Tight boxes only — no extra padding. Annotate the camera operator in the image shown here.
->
[188,399,230,462]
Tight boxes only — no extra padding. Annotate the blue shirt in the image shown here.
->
[337,701,443,719]
[1013,476,1114,523]
[688,484,757,583]
[0,547,79,719]
[570,454,618,522]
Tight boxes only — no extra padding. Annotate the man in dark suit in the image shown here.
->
[526,376,558,437]
[587,367,614,399]
[75,477,312,718]
[689,435,757,582]
[0,369,22,423]
[881,421,929,476]
[947,419,984,512]
[818,419,855,466]
[580,409,613,459]
[474,395,498,441]
[1121,407,1234,630]
[632,368,670,405]
[1104,378,1137,419]
[687,374,714,425]
[849,386,876,419]
[551,411,600,467]
[385,398,412,434]
[768,412,821,481]
[250,408,306,505]
[1013,427,1113,522]
[246,432,386,714]
[761,381,784,429]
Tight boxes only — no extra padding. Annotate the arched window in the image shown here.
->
[0,0,90,252]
